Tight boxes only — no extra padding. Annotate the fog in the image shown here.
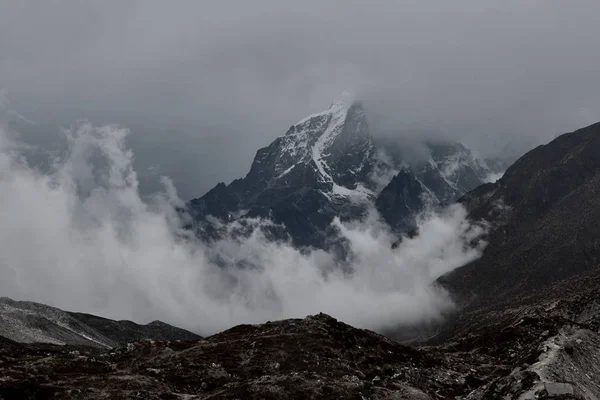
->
[0,122,486,335]
[1,1,600,198]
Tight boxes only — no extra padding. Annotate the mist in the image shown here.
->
[0,122,486,335]
[2,1,600,198]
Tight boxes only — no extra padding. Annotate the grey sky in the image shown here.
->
[2,0,600,199]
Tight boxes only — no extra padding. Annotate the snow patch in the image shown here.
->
[331,183,374,201]
[276,164,296,179]
[311,101,349,184]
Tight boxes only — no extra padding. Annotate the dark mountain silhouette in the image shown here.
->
[436,121,600,339]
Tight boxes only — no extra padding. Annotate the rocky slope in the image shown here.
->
[2,308,600,399]
[436,121,600,340]
[0,297,200,349]
[188,94,492,248]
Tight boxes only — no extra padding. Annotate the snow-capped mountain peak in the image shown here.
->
[189,94,491,248]
[254,94,374,200]
[294,90,355,127]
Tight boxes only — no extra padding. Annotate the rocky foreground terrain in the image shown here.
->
[2,298,600,399]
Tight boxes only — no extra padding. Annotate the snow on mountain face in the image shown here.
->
[311,99,350,184]
[369,137,493,233]
[242,92,375,202]
[418,142,491,204]
[189,94,491,248]
[189,94,377,248]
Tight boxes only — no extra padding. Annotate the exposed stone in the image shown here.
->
[544,382,575,397]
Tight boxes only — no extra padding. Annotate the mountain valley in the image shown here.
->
[2,106,600,398]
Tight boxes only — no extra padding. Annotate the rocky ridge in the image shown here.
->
[0,297,200,349]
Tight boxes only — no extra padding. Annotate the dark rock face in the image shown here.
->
[189,182,241,222]
[437,121,600,340]
[375,170,426,230]
[188,96,491,249]
[324,103,375,187]
[0,297,200,349]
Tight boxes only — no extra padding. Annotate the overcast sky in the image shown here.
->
[2,0,600,199]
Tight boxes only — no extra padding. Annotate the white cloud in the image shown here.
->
[485,171,505,183]
[0,122,486,335]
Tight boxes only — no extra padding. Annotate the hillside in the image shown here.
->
[437,122,600,339]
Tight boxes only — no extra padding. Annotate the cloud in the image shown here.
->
[0,121,486,335]
[1,1,600,198]
[485,171,505,183]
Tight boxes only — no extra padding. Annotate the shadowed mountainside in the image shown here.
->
[436,122,600,340]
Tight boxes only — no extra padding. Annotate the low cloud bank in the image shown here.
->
[0,122,486,335]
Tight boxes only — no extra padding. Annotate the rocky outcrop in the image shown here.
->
[3,303,600,399]
[375,170,426,230]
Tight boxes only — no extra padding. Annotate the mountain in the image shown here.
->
[436,121,600,339]
[189,94,492,248]
[189,93,376,249]
[373,139,492,231]
[0,297,200,348]
[375,139,492,204]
